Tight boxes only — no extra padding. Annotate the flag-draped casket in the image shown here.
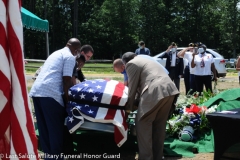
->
[66,79,129,147]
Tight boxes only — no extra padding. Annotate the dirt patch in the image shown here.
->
[179,78,239,95]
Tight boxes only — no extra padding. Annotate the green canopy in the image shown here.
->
[21,7,49,32]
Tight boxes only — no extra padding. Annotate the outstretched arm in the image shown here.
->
[125,63,140,111]
[177,47,191,58]
[165,45,172,53]
[191,53,197,68]
[159,46,172,58]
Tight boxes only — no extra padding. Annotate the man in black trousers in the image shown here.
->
[159,42,184,90]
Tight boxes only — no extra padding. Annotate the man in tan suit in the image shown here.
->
[122,52,179,160]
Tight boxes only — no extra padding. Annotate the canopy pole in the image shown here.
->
[44,0,49,58]
[46,32,49,57]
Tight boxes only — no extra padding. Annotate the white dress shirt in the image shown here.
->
[194,52,214,76]
[184,52,196,74]
[29,47,75,106]
[171,52,177,67]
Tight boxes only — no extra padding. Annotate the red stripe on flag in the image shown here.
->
[0,0,39,159]
[0,24,8,56]
[120,110,128,130]
[114,126,124,146]
[0,137,10,160]
[2,0,7,7]
[0,1,11,159]
[104,108,117,120]
[7,2,38,158]
[109,82,125,105]
[11,111,29,159]
[0,72,11,137]
[0,105,11,138]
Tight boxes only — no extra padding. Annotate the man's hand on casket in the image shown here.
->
[133,98,139,110]
[125,100,138,112]
[125,110,130,119]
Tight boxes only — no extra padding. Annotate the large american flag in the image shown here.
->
[66,79,129,147]
[0,1,38,160]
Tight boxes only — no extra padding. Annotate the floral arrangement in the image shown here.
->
[166,89,218,141]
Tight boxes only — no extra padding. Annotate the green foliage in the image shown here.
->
[176,89,215,108]
[22,0,240,60]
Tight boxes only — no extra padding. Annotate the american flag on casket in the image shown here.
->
[66,79,129,147]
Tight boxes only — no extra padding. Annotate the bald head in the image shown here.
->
[67,38,81,48]
[113,58,125,73]
[66,38,81,55]
[113,58,124,67]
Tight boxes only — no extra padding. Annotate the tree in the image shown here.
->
[218,0,240,58]
[21,0,240,59]
[80,0,139,59]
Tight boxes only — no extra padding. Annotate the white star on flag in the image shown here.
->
[68,90,72,95]
[88,88,94,93]
[76,106,81,110]
[80,93,85,99]
[91,81,96,83]
[77,88,82,92]
[69,117,74,123]
[96,85,102,89]
[83,83,89,87]
[85,105,89,107]
[88,110,94,114]
[92,95,98,101]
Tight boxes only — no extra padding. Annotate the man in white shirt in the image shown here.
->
[177,43,197,95]
[159,42,184,90]
[29,38,94,159]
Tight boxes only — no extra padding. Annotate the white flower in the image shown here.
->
[205,105,218,114]
[169,120,176,126]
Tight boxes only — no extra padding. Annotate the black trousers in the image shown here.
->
[183,66,190,95]
[32,97,65,160]
[169,67,180,90]
[195,75,212,93]
[189,74,197,95]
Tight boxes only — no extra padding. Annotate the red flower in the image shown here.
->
[185,104,201,113]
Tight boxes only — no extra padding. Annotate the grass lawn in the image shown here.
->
[26,63,239,94]
[25,62,117,74]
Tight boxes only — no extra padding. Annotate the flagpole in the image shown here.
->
[44,0,49,58]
